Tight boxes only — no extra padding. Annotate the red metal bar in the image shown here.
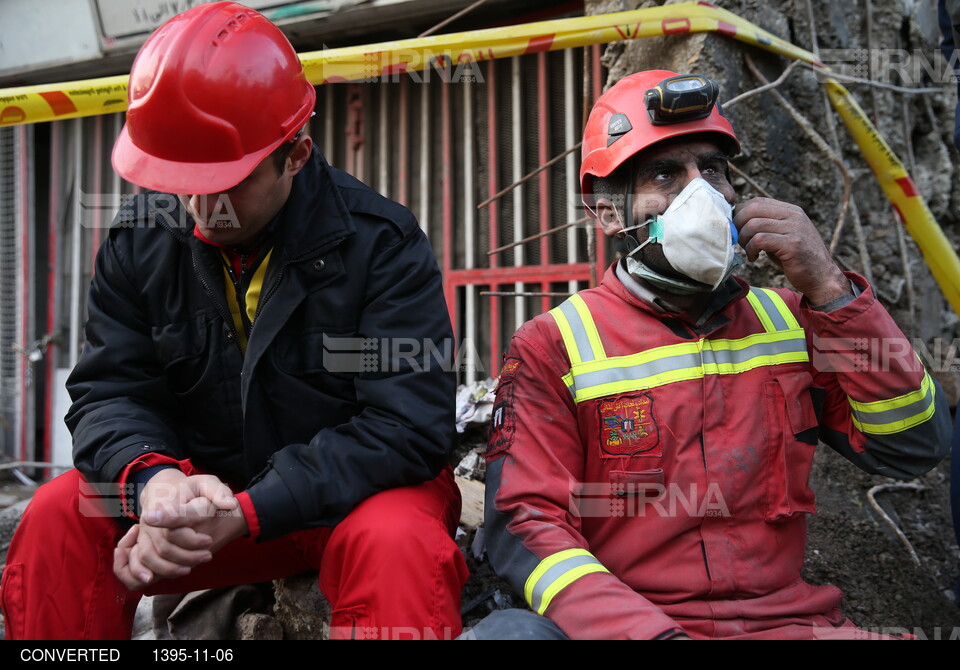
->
[18,125,29,463]
[441,81,456,339]
[43,122,62,470]
[345,84,361,177]
[537,52,550,315]
[398,77,409,207]
[592,43,605,283]
[448,263,591,285]
[486,60,500,375]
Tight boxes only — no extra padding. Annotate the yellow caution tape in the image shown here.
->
[1,0,957,314]
[0,2,821,129]
[827,81,960,314]
[0,76,128,128]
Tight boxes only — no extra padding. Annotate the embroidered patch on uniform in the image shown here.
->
[485,381,516,458]
[597,392,661,458]
[498,357,523,385]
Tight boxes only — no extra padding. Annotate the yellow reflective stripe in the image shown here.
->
[554,287,808,401]
[570,294,607,361]
[849,372,937,435]
[574,367,704,402]
[746,289,777,333]
[567,331,807,378]
[537,564,610,615]
[550,305,583,366]
[747,287,801,332]
[568,330,808,403]
[758,288,801,330]
[524,549,610,615]
[567,340,701,376]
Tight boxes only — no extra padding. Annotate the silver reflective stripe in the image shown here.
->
[570,350,701,396]
[568,335,808,397]
[556,298,598,363]
[749,288,789,331]
[528,553,604,614]
[702,337,808,367]
[849,383,936,428]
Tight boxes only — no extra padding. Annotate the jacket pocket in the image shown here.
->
[274,328,358,379]
[151,314,214,396]
[762,372,819,522]
[610,469,665,497]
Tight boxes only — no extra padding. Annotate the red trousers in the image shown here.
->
[0,467,468,640]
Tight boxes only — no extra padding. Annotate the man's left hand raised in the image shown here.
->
[734,197,851,306]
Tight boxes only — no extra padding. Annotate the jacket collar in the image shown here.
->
[605,260,749,327]
[275,147,356,260]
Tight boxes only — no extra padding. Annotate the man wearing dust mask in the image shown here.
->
[470,70,951,640]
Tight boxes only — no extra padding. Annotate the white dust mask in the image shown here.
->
[623,177,740,294]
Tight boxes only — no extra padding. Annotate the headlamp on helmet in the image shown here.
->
[644,75,720,125]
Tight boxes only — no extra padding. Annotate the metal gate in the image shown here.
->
[0,125,32,461]
[4,44,609,464]
[316,45,607,380]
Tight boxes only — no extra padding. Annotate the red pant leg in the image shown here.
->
[311,466,469,640]
[1,468,469,640]
[0,470,138,640]
[0,470,317,639]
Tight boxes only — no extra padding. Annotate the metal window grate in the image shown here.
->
[314,49,602,379]
[0,126,21,458]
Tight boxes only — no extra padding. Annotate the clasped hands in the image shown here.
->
[113,469,248,590]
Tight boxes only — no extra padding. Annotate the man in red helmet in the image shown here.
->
[1,2,467,640]
[472,71,951,639]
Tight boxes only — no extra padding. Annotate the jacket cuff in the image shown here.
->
[117,453,185,521]
[801,272,873,324]
[235,492,261,540]
[807,276,863,312]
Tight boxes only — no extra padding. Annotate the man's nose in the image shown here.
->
[665,165,704,206]
[182,194,218,222]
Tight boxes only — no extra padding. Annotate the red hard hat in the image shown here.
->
[580,70,740,207]
[112,1,316,194]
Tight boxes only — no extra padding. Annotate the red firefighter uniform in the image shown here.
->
[484,263,950,640]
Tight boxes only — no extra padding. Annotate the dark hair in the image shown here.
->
[270,127,306,176]
[271,139,296,176]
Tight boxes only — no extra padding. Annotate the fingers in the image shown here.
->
[165,525,215,551]
[146,494,235,529]
[131,526,204,582]
[139,516,214,566]
[732,197,804,230]
[736,219,798,263]
[114,524,155,590]
[141,474,237,527]
[192,475,238,510]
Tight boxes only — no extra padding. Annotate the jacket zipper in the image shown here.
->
[191,252,244,355]
[161,213,245,355]
[157,213,344,353]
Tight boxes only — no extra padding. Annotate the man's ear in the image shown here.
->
[595,197,624,238]
[285,135,313,176]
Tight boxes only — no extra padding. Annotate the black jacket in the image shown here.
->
[66,149,456,541]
